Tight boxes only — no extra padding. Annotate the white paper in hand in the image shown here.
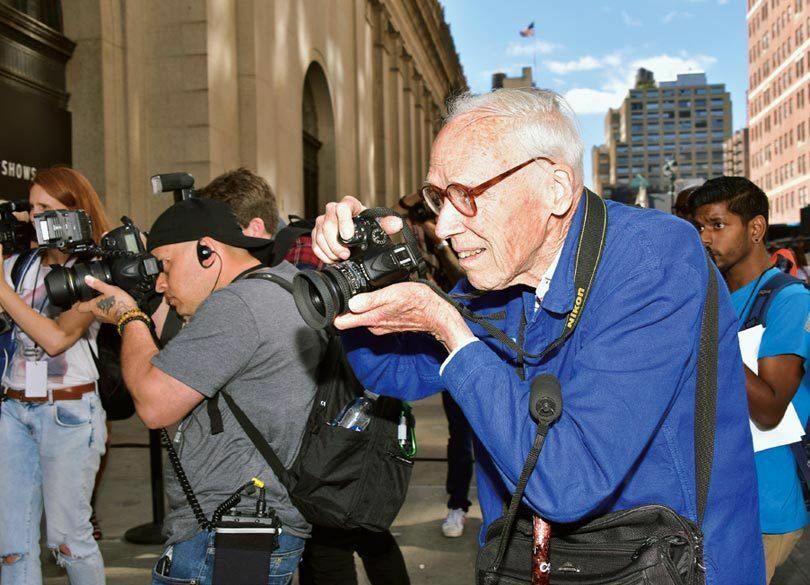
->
[738,325,806,452]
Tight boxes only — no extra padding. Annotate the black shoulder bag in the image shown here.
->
[219,271,414,532]
[474,194,718,585]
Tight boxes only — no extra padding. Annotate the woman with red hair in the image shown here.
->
[0,166,109,584]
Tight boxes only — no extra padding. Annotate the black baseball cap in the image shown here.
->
[147,197,272,253]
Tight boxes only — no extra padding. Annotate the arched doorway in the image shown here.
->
[302,62,336,219]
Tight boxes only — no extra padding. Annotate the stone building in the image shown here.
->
[593,70,731,196]
[1,0,466,227]
[746,0,809,224]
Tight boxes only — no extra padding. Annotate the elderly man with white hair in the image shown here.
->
[312,88,764,584]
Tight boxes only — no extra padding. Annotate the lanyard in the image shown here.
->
[425,189,608,364]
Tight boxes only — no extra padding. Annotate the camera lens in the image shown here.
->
[292,263,365,330]
[45,261,112,309]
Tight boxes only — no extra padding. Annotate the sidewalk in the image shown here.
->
[42,393,482,584]
[40,392,810,584]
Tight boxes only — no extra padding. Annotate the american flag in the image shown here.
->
[519,22,535,37]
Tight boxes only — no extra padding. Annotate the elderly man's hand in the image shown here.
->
[75,276,138,325]
[312,196,404,264]
[333,282,474,351]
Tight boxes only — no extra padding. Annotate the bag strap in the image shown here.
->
[220,390,293,489]
[741,271,807,330]
[694,253,719,526]
[488,252,719,575]
[219,271,297,489]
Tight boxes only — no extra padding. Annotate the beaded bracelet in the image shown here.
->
[116,308,153,336]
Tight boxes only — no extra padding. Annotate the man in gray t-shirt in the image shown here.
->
[78,197,323,584]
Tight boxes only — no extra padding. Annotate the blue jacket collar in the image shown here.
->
[533,190,587,316]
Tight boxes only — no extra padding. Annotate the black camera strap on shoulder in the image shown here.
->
[424,188,608,365]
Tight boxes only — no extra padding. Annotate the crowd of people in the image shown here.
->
[0,86,807,585]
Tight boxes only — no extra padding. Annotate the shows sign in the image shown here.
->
[0,82,71,200]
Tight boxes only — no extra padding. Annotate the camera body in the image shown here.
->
[33,209,95,253]
[0,200,34,254]
[292,212,425,330]
[42,216,162,309]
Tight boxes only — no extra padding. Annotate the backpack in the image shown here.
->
[218,271,414,532]
[740,270,808,331]
[88,322,135,420]
[269,216,318,268]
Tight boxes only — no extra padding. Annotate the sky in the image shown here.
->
[439,0,748,186]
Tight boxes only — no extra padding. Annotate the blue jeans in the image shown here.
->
[0,393,107,585]
[152,529,305,585]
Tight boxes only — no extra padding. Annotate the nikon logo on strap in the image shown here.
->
[567,287,587,329]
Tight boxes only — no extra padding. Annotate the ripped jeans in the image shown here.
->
[0,393,107,585]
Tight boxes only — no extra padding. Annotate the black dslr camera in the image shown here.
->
[292,209,425,330]
[33,211,161,308]
[0,200,34,254]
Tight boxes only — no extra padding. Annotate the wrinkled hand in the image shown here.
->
[312,196,404,264]
[333,282,473,351]
[75,276,138,324]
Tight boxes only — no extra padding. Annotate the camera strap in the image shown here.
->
[424,189,608,364]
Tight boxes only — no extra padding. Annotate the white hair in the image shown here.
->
[445,88,585,183]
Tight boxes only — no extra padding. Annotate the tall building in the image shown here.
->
[492,67,533,89]
[593,70,732,196]
[724,128,751,177]
[747,0,809,224]
[0,0,466,227]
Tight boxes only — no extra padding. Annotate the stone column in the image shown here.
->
[384,24,401,201]
[400,50,414,196]
[370,0,387,206]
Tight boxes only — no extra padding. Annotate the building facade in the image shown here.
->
[593,70,732,196]
[724,128,751,177]
[1,0,466,228]
[747,0,809,224]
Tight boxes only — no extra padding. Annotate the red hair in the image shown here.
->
[32,166,111,243]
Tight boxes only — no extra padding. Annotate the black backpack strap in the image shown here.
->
[219,390,293,489]
[245,271,294,292]
[207,393,224,435]
[742,271,806,330]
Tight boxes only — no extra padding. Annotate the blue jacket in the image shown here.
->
[343,196,765,584]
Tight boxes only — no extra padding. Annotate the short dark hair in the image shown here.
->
[688,176,769,225]
[197,168,279,236]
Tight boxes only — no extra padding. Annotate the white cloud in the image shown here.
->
[506,40,560,56]
[545,52,623,74]
[662,11,695,23]
[632,53,717,82]
[622,11,642,27]
[564,87,627,115]
[560,51,719,117]
[718,0,729,4]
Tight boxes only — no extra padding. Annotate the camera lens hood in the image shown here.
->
[292,270,338,330]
